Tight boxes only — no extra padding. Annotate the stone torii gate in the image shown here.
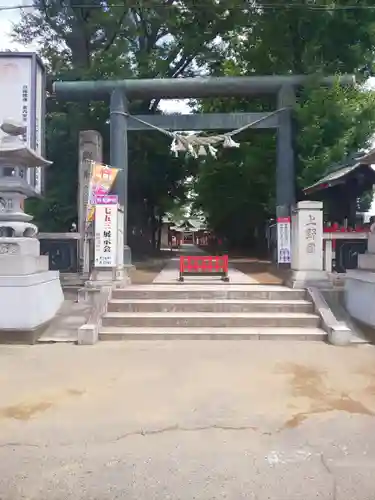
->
[53,74,354,277]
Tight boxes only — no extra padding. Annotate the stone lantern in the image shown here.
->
[0,120,63,341]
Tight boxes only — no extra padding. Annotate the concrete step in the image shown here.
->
[112,285,306,301]
[102,311,320,328]
[357,253,375,271]
[99,326,326,341]
[107,298,313,313]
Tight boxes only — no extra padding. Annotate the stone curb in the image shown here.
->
[78,285,112,345]
[307,287,352,346]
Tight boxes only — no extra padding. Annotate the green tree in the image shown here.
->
[193,133,276,250]
[357,190,374,213]
[15,0,243,245]
[228,0,375,75]
[295,81,375,188]
[193,1,375,248]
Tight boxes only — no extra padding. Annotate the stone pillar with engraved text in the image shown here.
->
[78,130,103,273]
[288,200,330,288]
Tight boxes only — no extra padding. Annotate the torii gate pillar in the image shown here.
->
[276,85,296,219]
[110,89,131,269]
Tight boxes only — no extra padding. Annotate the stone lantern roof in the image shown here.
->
[0,121,52,168]
[0,120,52,237]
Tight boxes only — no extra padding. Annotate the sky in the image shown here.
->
[0,0,20,45]
[1,0,375,216]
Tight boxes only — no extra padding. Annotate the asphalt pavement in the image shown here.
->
[0,340,375,499]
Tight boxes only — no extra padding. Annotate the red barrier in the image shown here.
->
[179,255,229,282]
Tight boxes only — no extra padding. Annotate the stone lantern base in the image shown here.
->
[0,237,63,342]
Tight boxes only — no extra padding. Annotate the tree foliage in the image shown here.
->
[15,0,242,245]
[296,81,375,187]
[357,190,374,213]
[14,0,375,250]
[231,0,375,76]
[193,133,276,249]
[193,1,375,247]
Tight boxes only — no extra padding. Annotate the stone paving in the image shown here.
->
[153,244,259,284]
[38,292,91,343]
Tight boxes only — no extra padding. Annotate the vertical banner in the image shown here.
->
[86,163,120,226]
[94,195,118,268]
[277,216,291,264]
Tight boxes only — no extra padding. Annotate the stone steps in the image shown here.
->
[357,254,375,271]
[102,311,320,328]
[112,285,306,301]
[99,327,326,341]
[99,284,325,341]
[107,299,313,313]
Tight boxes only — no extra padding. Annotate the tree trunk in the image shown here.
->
[149,204,157,250]
[156,216,162,251]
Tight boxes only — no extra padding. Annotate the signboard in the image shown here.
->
[277,216,291,264]
[94,195,118,268]
[0,52,46,194]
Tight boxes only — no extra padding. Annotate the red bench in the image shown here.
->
[179,255,229,282]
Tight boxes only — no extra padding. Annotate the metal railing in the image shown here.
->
[38,232,80,273]
[323,231,368,273]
